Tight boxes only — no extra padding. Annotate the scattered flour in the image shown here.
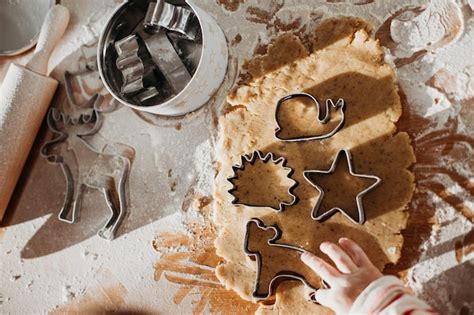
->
[1,0,472,313]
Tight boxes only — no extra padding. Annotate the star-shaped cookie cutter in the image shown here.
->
[244,218,320,299]
[274,92,345,142]
[227,151,298,211]
[303,149,381,224]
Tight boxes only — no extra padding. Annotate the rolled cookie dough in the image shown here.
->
[213,17,415,313]
[229,152,297,210]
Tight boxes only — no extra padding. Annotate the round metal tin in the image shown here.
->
[97,0,228,116]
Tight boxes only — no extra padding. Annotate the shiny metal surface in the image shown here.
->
[144,0,197,40]
[97,0,228,116]
[143,30,191,94]
[0,0,55,56]
[114,34,146,94]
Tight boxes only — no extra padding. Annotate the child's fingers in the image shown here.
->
[338,238,373,267]
[320,242,358,274]
[314,289,332,307]
[301,252,341,286]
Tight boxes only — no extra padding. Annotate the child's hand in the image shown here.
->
[301,238,383,315]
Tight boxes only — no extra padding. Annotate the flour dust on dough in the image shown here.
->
[213,17,415,313]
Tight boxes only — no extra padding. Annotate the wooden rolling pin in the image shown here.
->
[0,5,70,221]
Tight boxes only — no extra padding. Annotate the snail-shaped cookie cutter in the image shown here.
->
[275,92,345,142]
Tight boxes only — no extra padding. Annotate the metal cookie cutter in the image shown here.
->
[303,149,382,225]
[136,86,159,103]
[227,151,298,211]
[40,71,132,240]
[244,218,322,299]
[144,0,197,40]
[114,33,164,104]
[114,34,147,95]
[275,93,345,142]
[143,30,192,94]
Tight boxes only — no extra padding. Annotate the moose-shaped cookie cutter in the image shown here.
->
[275,92,345,142]
[41,71,133,240]
[227,151,298,211]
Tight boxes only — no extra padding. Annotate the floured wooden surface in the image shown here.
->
[1,0,472,314]
[213,18,415,311]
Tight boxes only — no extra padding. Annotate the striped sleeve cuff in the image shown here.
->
[349,275,435,315]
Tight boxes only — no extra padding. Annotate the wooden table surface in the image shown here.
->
[1,1,472,314]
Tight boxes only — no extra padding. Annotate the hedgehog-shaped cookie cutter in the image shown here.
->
[227,151,298,211]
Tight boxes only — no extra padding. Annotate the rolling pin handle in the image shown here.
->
[26,4,70,75]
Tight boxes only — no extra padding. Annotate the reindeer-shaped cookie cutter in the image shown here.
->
[275,92,345,142]
[41,71,132,240]
[244,218,323,299]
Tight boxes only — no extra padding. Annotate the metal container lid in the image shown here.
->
[0,0,55,56]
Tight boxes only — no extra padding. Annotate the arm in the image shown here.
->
[301,238,437,315]
[351,275,437,315]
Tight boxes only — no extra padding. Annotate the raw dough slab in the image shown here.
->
[213,17,415,312]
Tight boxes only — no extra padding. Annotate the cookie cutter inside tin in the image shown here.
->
[97,0,228,116]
